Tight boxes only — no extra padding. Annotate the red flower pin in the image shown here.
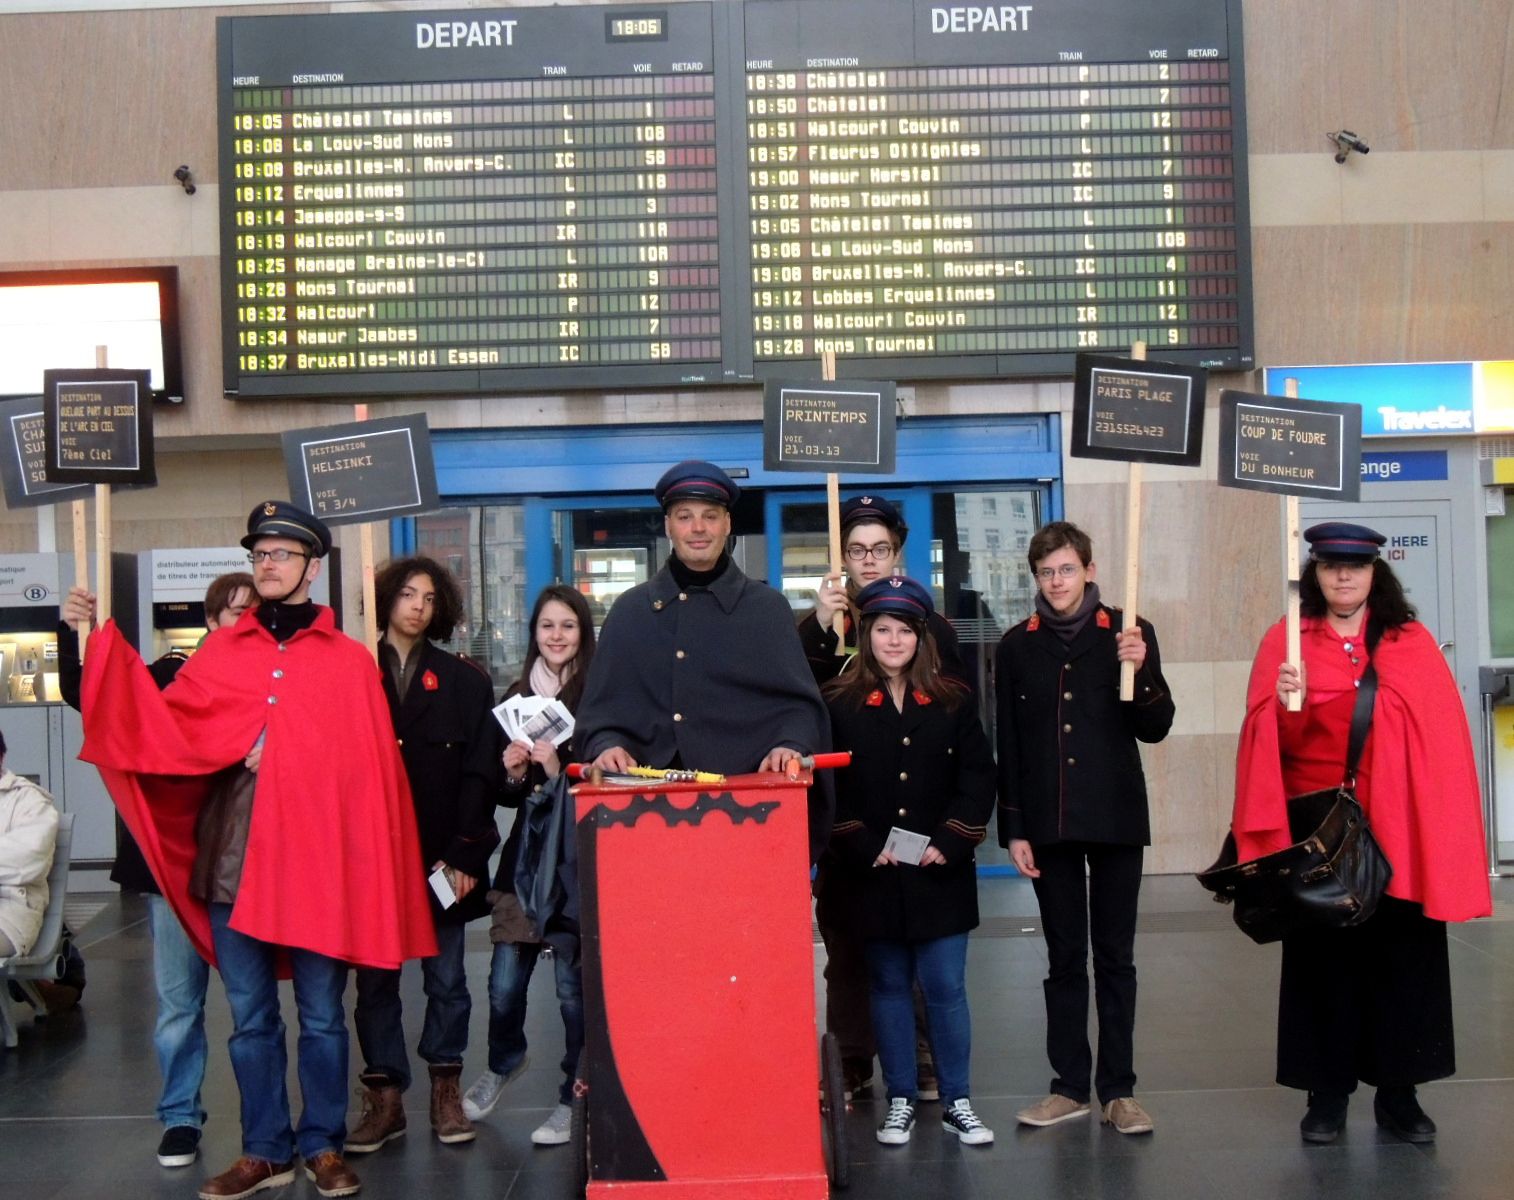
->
[422,670,439,691]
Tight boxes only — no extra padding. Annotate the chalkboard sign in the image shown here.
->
[0,397,92,509]
[762,379,897,474]
[282,412,439,527]
[1071,354,1206,466]
[1218,389,1362,501]
[41,369,155,486]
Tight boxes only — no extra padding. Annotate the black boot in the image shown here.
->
[1374,1085,1436,1144]
[1300,1091,1349,1144]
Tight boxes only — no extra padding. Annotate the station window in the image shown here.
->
[415,504,526,694]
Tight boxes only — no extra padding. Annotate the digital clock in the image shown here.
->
[607,13,667,41]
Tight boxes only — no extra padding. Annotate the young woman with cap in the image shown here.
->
[823,576,996,1148]
[1232,522,1491,1145]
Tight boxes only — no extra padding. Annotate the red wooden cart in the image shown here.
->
[569,766,848,1197]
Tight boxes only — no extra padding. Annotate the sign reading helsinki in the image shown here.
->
[1263,361,1514,438]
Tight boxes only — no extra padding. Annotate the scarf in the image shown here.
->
[529,655,570,700]
[1033,581,1102,643]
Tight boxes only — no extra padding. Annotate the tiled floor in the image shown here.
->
[5,875,1514,1200]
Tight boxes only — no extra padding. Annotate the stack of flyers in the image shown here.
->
[492,694,575,748]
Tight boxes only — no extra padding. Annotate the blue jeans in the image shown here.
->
[353,919,469,1091]
[208,902,349,1162]
[148,894,210,1130]
[865,933,972,1104]
[487,940,584,1106]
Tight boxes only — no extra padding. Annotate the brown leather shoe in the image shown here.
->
[303,1151,361,1198]
[196,1156,295,1200]
[429,1063,477,1144]
[344,1073,406,1154]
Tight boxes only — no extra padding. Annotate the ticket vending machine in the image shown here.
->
[0,552,139,876]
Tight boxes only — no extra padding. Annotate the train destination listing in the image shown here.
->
[219,0,1250,397]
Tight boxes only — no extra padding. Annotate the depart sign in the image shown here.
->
[1219,389,1361,501]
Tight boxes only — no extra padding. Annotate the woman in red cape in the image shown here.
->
[1232,522,1490,1147]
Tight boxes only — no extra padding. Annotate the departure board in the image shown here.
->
[218,0,1251,399]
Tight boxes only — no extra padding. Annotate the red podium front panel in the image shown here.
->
[575,772,826,1199]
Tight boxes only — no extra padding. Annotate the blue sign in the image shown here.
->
[1263,363,1474,437]
[1360,450,1449,483]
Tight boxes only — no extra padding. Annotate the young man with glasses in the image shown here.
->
[797,495,965,1103]
[994,520,1173,1136]
[76,501,437,1200]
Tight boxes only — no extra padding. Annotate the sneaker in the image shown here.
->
[916,1060,939,1103]
[1016,1093,1091,1127]
[876,1097,917,1146]
[157,1125,202,1168]
[460,1056,529,1122]
[1101,1096,1155,1135]
[942,1098,994,1145]
[531,1103,573,1146]
[197,1156,296,1200]
[1300,1091,1349,1144]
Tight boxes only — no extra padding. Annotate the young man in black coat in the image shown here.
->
[346,556,502,1155]
[994,521,1174,1136]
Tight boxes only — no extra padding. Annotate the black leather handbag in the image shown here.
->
[1197,621,1393,945]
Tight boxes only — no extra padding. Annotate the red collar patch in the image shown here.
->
[865,689,885,707]
[422,670,440,691]
[912,689,933,706]
[1096,609,1111,629]
[1026,613,1041,631]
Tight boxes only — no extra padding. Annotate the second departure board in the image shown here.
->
[219,0,1252,398]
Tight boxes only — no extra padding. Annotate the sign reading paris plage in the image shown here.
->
[1071,354,1207,466]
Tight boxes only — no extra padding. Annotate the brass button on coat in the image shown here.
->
[1063,691,1073,700]
[673,712,683,722]
[898,771,908,781]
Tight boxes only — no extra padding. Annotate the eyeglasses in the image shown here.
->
[845,542,895,561]
[247,548,308,564]
[1035,564,1084,581]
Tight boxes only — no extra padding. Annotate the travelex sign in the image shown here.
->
[1263,361,1514,437]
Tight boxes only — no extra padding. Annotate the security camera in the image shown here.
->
[1327,130,1370,164]
[173,164,197,195]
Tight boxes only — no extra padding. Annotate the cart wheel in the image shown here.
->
[819,1032,850,1191]
[570,1080,589,1198]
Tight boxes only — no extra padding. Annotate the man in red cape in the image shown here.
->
[79,501,435,1200]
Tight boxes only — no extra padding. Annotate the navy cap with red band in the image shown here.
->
[856,575,935,622]
[1304,521,1386,564]
[654,459,741,510]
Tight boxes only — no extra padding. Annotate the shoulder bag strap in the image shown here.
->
[1344,618,1383,785]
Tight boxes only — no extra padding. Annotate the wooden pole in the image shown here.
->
[71,500,89,660]
[93,345,114,627]
[821,351,846,654]
[1283,377,1303,711]
[354,403,379,663]
[1119,341,1147,701]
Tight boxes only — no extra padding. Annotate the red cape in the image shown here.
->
[1233,617,1491,923]
[80,614,437,968]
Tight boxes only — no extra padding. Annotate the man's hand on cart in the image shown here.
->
[591,746,639,774]
[758,746,803,773]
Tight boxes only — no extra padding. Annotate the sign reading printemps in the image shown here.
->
[282,412,439,526]
[1070,352,1206,465]
[763,378,898,473]
[1218,388,1362,501]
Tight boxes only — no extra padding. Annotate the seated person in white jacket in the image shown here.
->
[0,727,61,959]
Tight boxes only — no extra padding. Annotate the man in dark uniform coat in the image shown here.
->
[994,521,1174,1136]
[575,459,830,850]
[347,555,502,1155]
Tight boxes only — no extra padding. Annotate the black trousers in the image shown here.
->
[814,863,875,1065]
[1277,896,1454,1093]
[1030,841,1144,1104]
